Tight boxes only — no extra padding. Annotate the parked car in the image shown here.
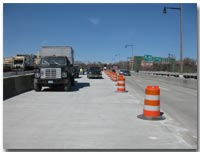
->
[87,66,102,79]
[119,69,131,76]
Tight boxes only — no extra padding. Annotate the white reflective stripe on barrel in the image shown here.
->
[145,95,160,100]
[118,86,125,89]
[118,81,125,84]
[143,105,160,111]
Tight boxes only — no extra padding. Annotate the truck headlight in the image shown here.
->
[35,73,40,78]
[62,72,67,78]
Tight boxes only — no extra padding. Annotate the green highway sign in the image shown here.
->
[153,57,161,62]
[144,55,153,62]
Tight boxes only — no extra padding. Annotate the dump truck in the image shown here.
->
[12,54,36,70]
[33,46,75,91]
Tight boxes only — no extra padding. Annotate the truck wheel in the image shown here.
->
[34,81,41,91]
[64,79,71,91]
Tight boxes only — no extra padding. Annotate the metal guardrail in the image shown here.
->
[3,70,35,78]
[137,71,197,79]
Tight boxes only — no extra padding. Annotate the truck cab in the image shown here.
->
[34,56,74,91]
[13,56,25,70]
[12,54,35,70]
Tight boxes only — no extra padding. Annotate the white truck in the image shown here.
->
[12,54,36,70]
[33,46,75,91]
[3,57,13,72]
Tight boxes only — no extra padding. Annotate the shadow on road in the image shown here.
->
[42,81,90,92]
[71,82,90,91]
[87,77,104,79]
[75,76,82,79]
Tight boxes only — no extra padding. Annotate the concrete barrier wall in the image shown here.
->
[3,74,34,100]
[133,72,197,90]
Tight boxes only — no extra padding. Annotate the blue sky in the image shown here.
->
[3,3,197,63]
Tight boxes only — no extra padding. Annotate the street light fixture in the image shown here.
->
[163,4,183,75]
[125,44,134,71]
[163,7,167,14]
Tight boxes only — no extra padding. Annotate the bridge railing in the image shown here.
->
[3,70,35,78]
[3,74,34,100]
[137,71,197,79]
[131,71,197,90]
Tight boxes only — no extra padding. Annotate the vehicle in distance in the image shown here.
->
[3,57,13,72]
[119,69,131,76]
[87,66,102,79]
[34,46,75,91]
[12,54,36,71]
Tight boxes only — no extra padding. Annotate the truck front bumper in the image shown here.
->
[34,78,69,86]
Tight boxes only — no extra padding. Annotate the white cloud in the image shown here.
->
[88,17,100,25]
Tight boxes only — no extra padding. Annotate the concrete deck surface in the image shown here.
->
[3,72,197,149]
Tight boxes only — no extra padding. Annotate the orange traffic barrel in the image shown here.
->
[137,86,165,120]
[112,73,117,81]
[116,75,127,93]
[110,72,113,80]
[107,70,111,77]
[109,71,112,78]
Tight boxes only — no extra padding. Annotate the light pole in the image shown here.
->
[125,44,134,71]
[115,54,120,62]
[115,54,120,69]
[127,57,130,71]
[163,4,183,74]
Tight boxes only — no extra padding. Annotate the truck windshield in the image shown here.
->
[41,57,67,66]
[14,60,23,64]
